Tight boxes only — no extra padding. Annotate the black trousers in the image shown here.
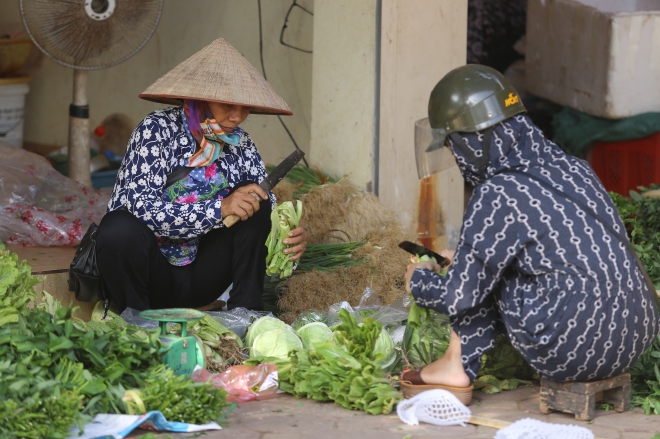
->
[96,184,271,313]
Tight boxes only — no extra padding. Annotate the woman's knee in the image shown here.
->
[96,209,155,252]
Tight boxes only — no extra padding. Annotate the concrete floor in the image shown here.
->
[127,383,660,439]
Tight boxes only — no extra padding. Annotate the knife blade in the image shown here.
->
[398,241,450,267]
[222,149,306,227]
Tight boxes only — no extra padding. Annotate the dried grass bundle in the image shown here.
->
[278,222,415,323]
[272,179,295,205]
[299,182,394,244]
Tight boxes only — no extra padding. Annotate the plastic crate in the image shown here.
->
[590,132,660,195]
[91,169,119,189]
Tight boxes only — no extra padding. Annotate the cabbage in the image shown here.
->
[252,328,303,359]
[374,326,397,369]
[296,322,334,349]
[245,316,291,347]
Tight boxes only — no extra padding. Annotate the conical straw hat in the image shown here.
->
[139,39,292,115]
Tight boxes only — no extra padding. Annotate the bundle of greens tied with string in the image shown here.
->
[265,200,303,278]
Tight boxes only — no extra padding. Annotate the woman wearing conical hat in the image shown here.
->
[95,39,307,313]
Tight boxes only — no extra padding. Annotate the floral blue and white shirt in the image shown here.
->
[108,106,275,266]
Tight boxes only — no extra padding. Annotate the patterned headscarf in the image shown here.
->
[184,99,242,167]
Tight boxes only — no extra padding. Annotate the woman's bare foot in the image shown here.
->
[419,329,471,388]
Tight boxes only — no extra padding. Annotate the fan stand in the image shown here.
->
[68,69,91,187]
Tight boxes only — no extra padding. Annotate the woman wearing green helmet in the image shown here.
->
[402,64,659,404]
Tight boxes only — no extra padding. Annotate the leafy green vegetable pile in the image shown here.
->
[122,365,233,425]
[287,309,402,414]
[246,310,401,414]
[474,334,537,394]
[0,246,40,326]
[610,185,660,287]
[266,201,303,278]
[611,185,660,413]
[402,310,450,369]
[0,307,161,438]
[0,306,233,438]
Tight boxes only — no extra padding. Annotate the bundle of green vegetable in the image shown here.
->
[122,365,234,425]
[287,309,402,414]
[295,241,364,272]
[187,314,244,371]
[266,201,303,278]
[407,254,447,329]
[611,186,660,287]
[267,164,338,198]
[474,334,537,394]
[0,246,40,326]
[611,185,660,413]
[403,310,451,369]
[0,307,163,438]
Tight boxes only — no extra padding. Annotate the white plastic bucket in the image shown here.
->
[0,77,30,148]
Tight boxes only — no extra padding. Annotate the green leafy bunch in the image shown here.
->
[287,309,402,414]
[610,186,660,287]
[122,365,234,425]
[0,248,41,326]
[610,185,660,413]
[402,310,451,369]
[266,200,303,278]
[474,334,537,394]
[0,307,164,438]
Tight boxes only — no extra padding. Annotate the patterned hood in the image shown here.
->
[448,114,550,186]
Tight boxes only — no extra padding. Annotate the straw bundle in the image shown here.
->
[298,181,395,243]
[139,39,292,115]
[278,222,414,323]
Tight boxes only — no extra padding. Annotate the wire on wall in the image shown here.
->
[280,0,313,53]
[257,0,310,167]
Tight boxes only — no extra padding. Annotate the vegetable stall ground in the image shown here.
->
[3,170,660,438]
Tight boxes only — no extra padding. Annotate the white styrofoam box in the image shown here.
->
[0,81,30,148]
[525,0,660,119]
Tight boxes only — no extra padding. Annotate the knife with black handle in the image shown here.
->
[223,149,305,228]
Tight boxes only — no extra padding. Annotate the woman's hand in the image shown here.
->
[439,248,456,265]
[283,226,307,261]
[221,184,269,221]
[405,261,444,293]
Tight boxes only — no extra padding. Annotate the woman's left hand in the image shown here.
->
[283,226,307,262]
[405,261,443,293]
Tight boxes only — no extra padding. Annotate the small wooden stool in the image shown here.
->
[539,373,631,421]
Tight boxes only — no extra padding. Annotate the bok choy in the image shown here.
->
[265,201,303,278]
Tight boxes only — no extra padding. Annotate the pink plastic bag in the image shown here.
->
[191,363,279,403]
[0,141,109,246]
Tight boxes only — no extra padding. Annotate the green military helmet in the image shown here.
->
[415,64,526,179]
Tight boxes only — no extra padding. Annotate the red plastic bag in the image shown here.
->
[191,363,279,403]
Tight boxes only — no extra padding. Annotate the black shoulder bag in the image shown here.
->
[68,166,194,305]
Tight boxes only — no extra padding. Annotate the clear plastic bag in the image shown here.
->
[119,308,161,330]
[205,307,274,339]
[120,307,273,340]
[291,309,329,331]
[335,287,409,329]
[191,363,279,403]
[0,141,109,246]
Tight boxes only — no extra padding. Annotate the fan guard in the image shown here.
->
[20,0,163,70]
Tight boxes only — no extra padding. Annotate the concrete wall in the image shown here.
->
[309,0,378,190]
[0,0,314,165]
[309,0,467,246]
[378,0,468,249]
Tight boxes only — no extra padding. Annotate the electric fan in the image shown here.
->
[20,0,163,186]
